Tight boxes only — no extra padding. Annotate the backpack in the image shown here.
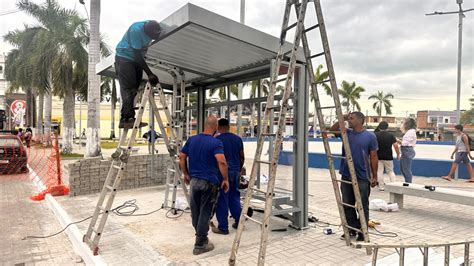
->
[465,134,474,151]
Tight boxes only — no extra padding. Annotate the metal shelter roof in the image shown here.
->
[96,3,305,89]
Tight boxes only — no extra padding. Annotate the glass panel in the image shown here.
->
[186,91,197,107]
[206,87,227,103]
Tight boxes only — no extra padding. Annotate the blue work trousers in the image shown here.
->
[216,171,241,232]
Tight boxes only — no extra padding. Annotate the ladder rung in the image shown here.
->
[307,51,325,59]
[266,105,281,110]
[250,186,267,194]
[328,154,345,159]
[320,130,341,134]
[112,165,122,170]
[312,79,331,85]
[244,214,262,226]
[261,133,277,137]
[105,185,114,191]
[167,168,176,173]
[119,146,131,150]
[157,107,168,110]
[317,106,336,110]
[283,22,298,32]
[273,77,287,83]
[303,24,320,33]
[256,160,272,165]
[339,201,357,209]
[336,179,352,185]
[344,225,363,234]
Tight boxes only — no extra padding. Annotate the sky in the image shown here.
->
[0,0,473,117]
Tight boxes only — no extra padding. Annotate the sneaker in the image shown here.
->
[118,118,148,129]
[356,233,365,241]
[193,242,215,255]
[211,226,229,235]
[340,231,357,240]
[232,222,238,229]
[379,187,385,192]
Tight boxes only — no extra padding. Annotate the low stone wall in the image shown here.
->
[67,154,169,196]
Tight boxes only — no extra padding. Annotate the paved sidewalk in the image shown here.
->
[0,173,82,265]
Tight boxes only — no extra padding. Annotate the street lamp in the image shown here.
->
[426,0,474,124]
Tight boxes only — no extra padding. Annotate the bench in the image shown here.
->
[385,182,474,208]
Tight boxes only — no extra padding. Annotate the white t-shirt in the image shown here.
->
[401,129,417,147]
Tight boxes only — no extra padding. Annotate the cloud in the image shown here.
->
[1,0,472,116]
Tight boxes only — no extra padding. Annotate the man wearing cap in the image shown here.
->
[211,118,245,235]
[115,20,162,129]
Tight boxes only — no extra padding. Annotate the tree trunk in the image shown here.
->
[85,0,102,157]
[35,93,44,142]
[44,90,52,146]
[250,103,256,137]
[110,79,116,139]
[62,86,75,153]
[25,88,33,127]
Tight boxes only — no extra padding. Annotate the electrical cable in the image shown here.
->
[308,216,399,238]
[22,199,185,239]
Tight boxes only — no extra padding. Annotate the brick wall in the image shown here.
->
[67,154,170,196]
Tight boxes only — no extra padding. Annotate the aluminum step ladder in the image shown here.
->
[229,1,369,265]
[83,80,189,255]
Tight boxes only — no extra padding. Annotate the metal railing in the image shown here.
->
[354,239,473,266]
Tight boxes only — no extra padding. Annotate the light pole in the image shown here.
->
[426,0,474,124]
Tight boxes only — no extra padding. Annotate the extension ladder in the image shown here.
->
[83,80,189,255]
[229,1,369,265]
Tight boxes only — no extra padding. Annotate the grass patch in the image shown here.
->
[61,152,84,158]
[100,141,148,149]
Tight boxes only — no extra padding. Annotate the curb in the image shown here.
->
[28,166,107,266]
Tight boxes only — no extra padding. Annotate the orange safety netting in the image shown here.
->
[27,132,69,201]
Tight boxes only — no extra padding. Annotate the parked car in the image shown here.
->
[0,132,28,174]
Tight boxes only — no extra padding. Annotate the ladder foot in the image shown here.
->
[119,152,129,163]
[111,150,121,160]
[93,246,99,256]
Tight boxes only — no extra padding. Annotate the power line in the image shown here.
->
[0,9,20,16]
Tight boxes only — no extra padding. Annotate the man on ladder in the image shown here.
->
[331,112,379,241]
[179,116,230,255]
[115,20,161,129]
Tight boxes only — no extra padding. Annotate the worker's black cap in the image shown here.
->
[218,118,229,126]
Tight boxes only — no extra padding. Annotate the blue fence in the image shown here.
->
[278,151,472,180]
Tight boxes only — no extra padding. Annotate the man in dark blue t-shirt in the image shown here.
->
[115,20,161,129]
[179,116,229,255]
[211,118,244,235]
[331,112,378,241]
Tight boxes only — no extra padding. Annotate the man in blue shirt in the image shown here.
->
[331,112,378,241]
[211,118,244,235]
[115,20,161,129]
[179,116,229,255]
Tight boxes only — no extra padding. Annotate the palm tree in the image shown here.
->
[16,0,92,152]
[86,0,102,157]
[338,80,365,113]
[368,90,394,120]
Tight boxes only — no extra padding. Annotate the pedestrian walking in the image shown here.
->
[375,121,400,191]
[442,124,474,182]
[211,118,244,235]
[398,118,417,183]
[179,116,229,255]
[331,112,378,241]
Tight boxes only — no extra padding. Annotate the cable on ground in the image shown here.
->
[23,199,187,239]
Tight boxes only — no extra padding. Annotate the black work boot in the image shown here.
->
[193,237,214,255]
[118,118,148,129]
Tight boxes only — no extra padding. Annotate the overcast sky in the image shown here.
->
[1,0,473,117]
